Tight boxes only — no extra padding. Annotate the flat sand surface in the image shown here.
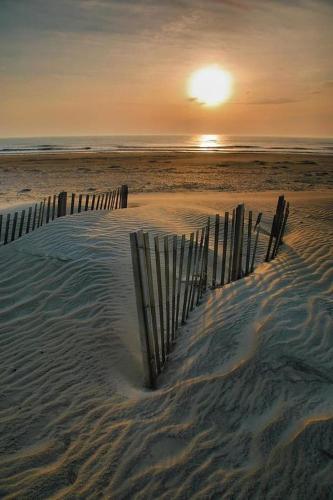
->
[0,190,332,498]
[0,151,332,209]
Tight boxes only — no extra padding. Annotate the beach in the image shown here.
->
[0,180,332,497]
[0,151,332,210]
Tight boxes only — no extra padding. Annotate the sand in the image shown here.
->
[0,188,332,498]
[0,151,332,210]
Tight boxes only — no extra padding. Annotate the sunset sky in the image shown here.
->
[1,0,333,137]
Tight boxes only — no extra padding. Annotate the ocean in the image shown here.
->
[0,134,332,155]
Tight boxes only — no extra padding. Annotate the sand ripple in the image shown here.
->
[0,191,332,499]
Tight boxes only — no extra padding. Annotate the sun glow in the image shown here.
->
[188,66,233,106]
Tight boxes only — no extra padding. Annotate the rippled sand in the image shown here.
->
[0,191,332,499]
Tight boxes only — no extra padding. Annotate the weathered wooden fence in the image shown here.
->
[130,195,289,388]
[0,184,128,247]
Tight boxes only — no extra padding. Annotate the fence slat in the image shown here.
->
[100,194,105,210]
[26,207,32,234]
[164,236,171,355]
[32,204,37,230]
[70,193,75,214]
[130,232,156,389]
[122,185,128,208]
[212,214,220,287]
[265,214,276,262]
[57,192,67,217]
[85,194,90,211]
[0,214,2,243]
[220,211,229,286]
[37,201,43,227]
[40,199,46,226]
[272,202,289,259]
[154,236,165,365]
[171,235,178,341]
[110,191,115,210]
[52,195,56,220]
[182,232,194,323]
[46,196,51,223]
[187,230,199,317]
[274,195,285,237]
[228,208,235,283]
[175,234,185,330]
[203,218,210,291]
[78,194,83,213]
[18,210,25,237]
[11,212,18,241]
[143,232,161,374]
[231,204,244,281]
[104,193,109,209]
[195,226,206,306]
[4,214,10,244]
[91,194,96,210]
[239,205,245,278]
[245,210,253,276]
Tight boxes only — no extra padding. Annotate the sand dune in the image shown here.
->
[0,191,332,499]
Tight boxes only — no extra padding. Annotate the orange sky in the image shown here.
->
[1,0,333,137]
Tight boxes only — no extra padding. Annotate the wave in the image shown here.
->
[1,135,333,155]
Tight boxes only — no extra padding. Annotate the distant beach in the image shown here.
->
[0,147,332,210]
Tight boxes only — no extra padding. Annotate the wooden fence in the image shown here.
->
[130,195,289,388]
[0,184,128,247]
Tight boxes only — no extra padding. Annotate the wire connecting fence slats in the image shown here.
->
[0,184,128,247]
[130,195,290,388]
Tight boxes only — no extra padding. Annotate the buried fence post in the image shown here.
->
[231,204,245,281]
[4,214,10,245]
[212,214,220,288]
[120,185,128,208]
[46,196,51,223]
[57,191,67,217]
[143,232,161,374]
[176,234,186,329]
[265,214,276,262]
[220,211,229,286]
[71,193,75,214]
[164,236,171,354]
[154,236,165,364]
[18,210,25,238]
[272,202,290,259]
[11,212,18,241]
[26,207,32,234]
[130,231,156,389]
[245,210,253,276]
[228,208,235,283]
[182,233,194,324]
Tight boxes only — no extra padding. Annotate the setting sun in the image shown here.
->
[188,65,233,107]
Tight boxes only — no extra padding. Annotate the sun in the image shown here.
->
[188,65,233,106]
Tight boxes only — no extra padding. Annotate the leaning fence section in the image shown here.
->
[0,184,128,247]
[130,195,289,388]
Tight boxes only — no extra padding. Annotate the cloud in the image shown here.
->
[245,97,301,105]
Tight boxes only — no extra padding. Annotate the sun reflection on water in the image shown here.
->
[198,134,222,150]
